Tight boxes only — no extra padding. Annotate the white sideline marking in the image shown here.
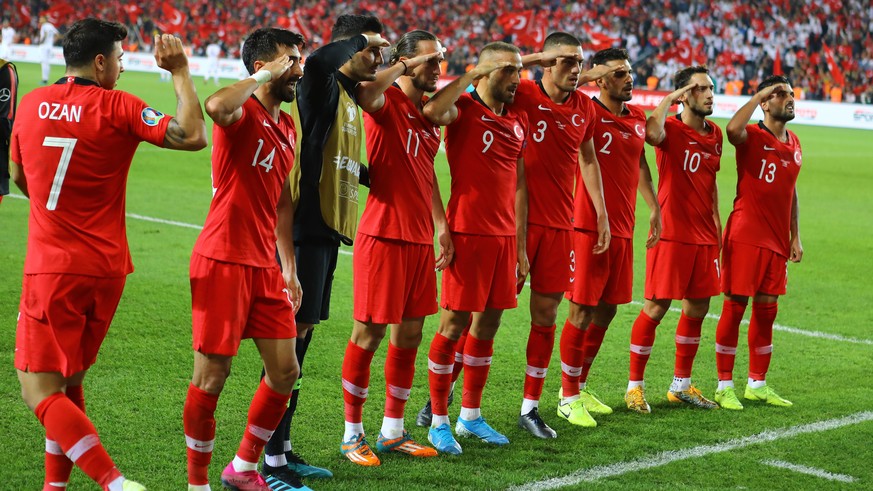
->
[510,411,873,491]
[761,459,857,483]
[7,193,871,345]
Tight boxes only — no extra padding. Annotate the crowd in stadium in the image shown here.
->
[3,0,872,102]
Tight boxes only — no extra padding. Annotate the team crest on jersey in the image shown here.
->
[634,123,644,136]
[715,143,722,155]
[345,101,357,122]
[513,124,523,139]
[794,150,802,165]
[141,107,165,126]
[571,114,584,126]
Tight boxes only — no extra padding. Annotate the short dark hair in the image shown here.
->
[591,47,629,66]
[480,41,520,59]
[542,32,580,51]
[758,75,792,93]
[63,18,127,68]
[673,65,710,89]
[242,28,305,75]
[331,14,383,42]
[389,30,438,65]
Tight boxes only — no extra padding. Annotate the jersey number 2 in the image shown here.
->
[43,137,78,211]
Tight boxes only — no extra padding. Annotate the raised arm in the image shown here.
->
[726,84,779,146]
[276,178,302,312]
[154,34,207,150]
[579,139,610,253]
[646,83,697,146]
[431,172,454,271]
[637,152,661,248]
[423,61,509,126]
[205,55,294,126]
[357,49,441,113]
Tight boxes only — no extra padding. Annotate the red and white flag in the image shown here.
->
[821,43,845,86]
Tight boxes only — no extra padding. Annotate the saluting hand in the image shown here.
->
[154,34,189,74]
[471,60,514,80]
[580,63,622,83]
[400,51,442,76]
[260,54,296,81]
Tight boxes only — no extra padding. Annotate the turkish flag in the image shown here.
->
[675,39,692,65]
[497,10,534,35]
[773,49,783,75]
[517,24,546,46]
[43,2,75,26]
[154,3,187,35]
[822,43,846,86]
[287,12,311,40]
[123,3,143,24]
[17,4,32,27]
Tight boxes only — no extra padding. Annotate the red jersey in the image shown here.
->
[574,99,646,239]
[725,122,802,257]
[654,114,723,245]
[444,91,528,236]
[10,77,170,277]
[194,97,297,267]
[359,85,440,245]
[511,79,595,230]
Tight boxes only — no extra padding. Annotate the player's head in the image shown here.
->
[332,14,384,82]
[758,75,795,122]
[591,47,633,102]
[243,28,305,103]
[390,30,444,92]
[478,42,522,104]
[541,32,583,92]
[63,18,127,90]
[673,65,714,117]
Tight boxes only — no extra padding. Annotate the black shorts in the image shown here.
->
[294,241,339,325]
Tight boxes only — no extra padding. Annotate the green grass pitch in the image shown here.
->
[2,62,872,490]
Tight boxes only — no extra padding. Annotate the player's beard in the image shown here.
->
[773,105,795,122]
[690,104,713,118]
[412,76,437,93]
[277,79,298,104]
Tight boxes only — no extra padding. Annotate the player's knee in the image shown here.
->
[265,362,299,393]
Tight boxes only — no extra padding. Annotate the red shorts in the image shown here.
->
[353,234,438,324]
[565,232,633,306]
[645,241,720,300]
[441,234,517,312]
[190,253,296,357]
[527,223,572,294]
[15,274,126,377]
[721,240,788,297]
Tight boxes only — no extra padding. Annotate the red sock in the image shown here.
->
[428,333,455,417]
[44,386,85,491]
[34,393,120,489]
[559,319,586,397]
[580,323,608,383]
[461,334,493,410]
[341,341,375,424]
[184,383,219,486]
[523,323,555,400]
[236,379,291,464]
[629,312,659,382]
[748,302,777,380]
[674,313,704,378]
[715,299,747,380]
[384,343,417,419]
[452,319,471,384]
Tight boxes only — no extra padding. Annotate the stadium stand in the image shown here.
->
[2,0,871,102]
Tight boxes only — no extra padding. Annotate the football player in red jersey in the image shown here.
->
[10,19,206,491]
[507,32,614,438]
[183,28,307,491]
[422,42,529,450]
[561,47,661,418]
[626,65,724,412]
[338,30,448,466]
[714,75,803,410]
